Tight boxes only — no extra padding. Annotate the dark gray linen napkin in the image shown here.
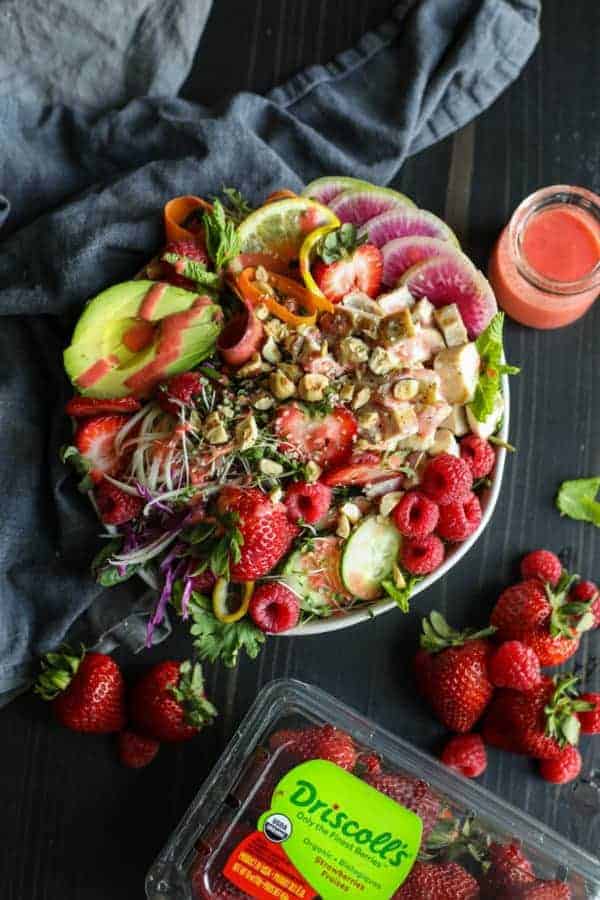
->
[0,0,540,703]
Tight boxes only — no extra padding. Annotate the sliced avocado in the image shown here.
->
[64,281,222,398]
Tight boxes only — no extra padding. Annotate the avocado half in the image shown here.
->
[64,281,223,398]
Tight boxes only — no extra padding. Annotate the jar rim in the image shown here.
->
[508,185,600,295]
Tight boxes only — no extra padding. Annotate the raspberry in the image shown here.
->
[284,481,332,525]
[391,491,439,539]
[488,640,542,691]
[577,692,600,734]
[421,453,473,505]
[157,371,203,416]
[539,746,582,785]
[249,583,300,633]
[520,550,562,587]
[95,481,143,525]
[436,492,482,542]
[460,434,496,478]
[570,580,600,627]
[440,733,487,778]
[118,730,160,769]
[401,534,445,575]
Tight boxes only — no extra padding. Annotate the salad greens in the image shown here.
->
[469,312,520,422]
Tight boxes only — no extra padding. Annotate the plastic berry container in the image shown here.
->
[146,680,600,899]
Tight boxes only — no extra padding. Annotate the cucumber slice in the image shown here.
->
[341,516,402,601]
[281,536,348,617]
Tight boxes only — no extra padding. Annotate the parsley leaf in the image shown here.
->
[184,591,265,667]
[60,444,94,493]
[202,200,241,271]
[161,252,221,290]
[556,477,600,527]
[469,312,520,423]
[381,575,420,613]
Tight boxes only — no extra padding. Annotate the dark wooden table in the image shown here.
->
[3,2,600,897]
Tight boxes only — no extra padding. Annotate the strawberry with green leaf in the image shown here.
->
[415,612,496,732]
[312,223,383,302]
[35,646,126,734]
[130,660,216,743]
[482,674,594,759]
[490,571,595,666]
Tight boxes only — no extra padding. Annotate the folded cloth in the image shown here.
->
[0,0,540,704]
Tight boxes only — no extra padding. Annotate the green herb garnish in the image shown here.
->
[469,312,520,423]
[556,476,600,527]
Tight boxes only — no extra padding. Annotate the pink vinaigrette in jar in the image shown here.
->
[488,185,600,328]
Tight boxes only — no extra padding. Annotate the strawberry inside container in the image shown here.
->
[146,680,600,900]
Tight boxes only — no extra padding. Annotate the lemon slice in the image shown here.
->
[237,197,339,267]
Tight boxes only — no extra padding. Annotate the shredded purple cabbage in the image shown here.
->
[145,548,189,646]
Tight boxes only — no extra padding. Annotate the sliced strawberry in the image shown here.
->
[74,415,128,483]
[273,402,357,470]
[322,451,398,487]
[65,396,141,418]
[312,244,383,302]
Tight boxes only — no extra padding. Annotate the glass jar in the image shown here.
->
[488,185,600,328]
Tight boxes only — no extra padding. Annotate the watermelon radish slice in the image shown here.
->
[400,256,497,338]
[359,207,458,249]
[329,187,415,226]
[382,237,462,287]
[302,176,378,207]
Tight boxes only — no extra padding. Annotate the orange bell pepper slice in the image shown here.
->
[263,189,298,204]
[164,195,213,242]
[234,267,321,327]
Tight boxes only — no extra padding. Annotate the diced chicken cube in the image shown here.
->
[412,297,435,327]
[387,327,444,367]
[466,392,504,439]
[377,285,414,316]
[380,403,419,443]
[429,428,459,457]
[434,342,480,404]
[434,303,468,347]
[441,404,469,436]
[397,401,451,451]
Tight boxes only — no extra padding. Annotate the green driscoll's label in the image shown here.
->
[257,760,422,899]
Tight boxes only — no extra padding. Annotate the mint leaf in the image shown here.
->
[184,591,265,667]
[161,252,221,290]
[556,477,600,527]
[202,199,241,271]
[381,575,420,613]
[468,312,520,423]
[60,444,94,493]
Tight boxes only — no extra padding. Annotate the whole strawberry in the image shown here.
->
[415,612,496,732]
[363,772,442,840]
[490,573,593,666]
[36,646,126,734]
[130,660,216,742]
[520,549,563,587]
[578,692,600,734]
[216,486,297,581]
[394,861,479,899]
[482,674,593,760]
[479,842,535,898]
[95,480,143,525]
[570,580,600,627]
[269,724,357,771]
